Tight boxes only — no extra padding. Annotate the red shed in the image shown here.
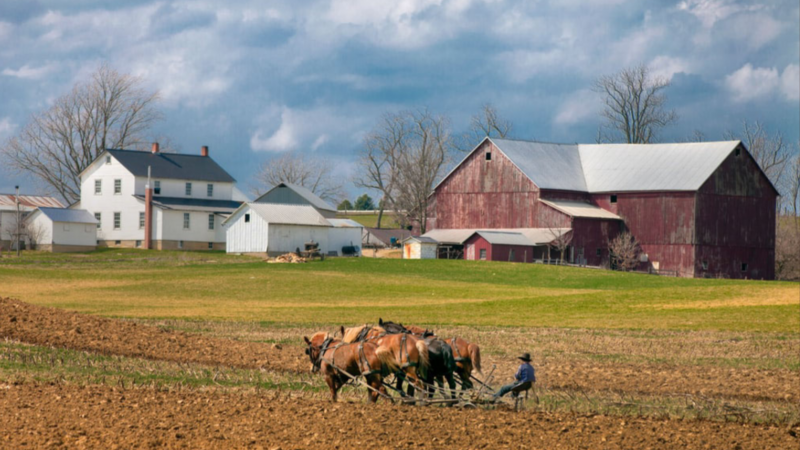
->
[464,231,536,262]
[428,137,778,279]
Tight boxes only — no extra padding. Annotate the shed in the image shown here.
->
[25,207,98,252]
[362,228,416,248]
[464,231,536,263]
[327,219,363,256]
[402,236,437,259]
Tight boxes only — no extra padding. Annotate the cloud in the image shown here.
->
[677,0,763,28]
[311,134,329,151]
[2,63,57,80]
[649,56,691,81]
[0,117,16,138]
[725,63,799,103]
[251,107,298,152]
[553,89,601,126]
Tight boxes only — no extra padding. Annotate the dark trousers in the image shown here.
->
[494,381,532,398]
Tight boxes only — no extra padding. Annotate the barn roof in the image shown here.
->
[423,228,571,245]
[441,138,749,194]
[470,231,534,246]
[0,194,65,211]
[254,183,336,212]
[34,207,97,224]
[539,199,621,220]
[224,203,331,227]
[93,149,236,182]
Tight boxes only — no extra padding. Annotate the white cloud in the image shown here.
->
[0,117,16,138]
[251,107,298,152]
[723,63,800,103]
[311,134,329,151]
[677,0,763,28]
[649,56,691,81]
[553,89,601,126]
[2,63,57,80]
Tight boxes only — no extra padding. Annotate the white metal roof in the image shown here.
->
[403,236,438,244]
[491,139,587,191]
[423,227,571,245]
[247,203,330,226]
[539,199,621,220]
[422,228,476,244]
[34,207,98,224]
[471,231,534,246]
[327,218,363,228]
[0,194,65,212]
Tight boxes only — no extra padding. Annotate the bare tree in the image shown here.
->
[594,64,677,144]
[454,103,513,152]
[356,109,451,232]
[23,219,47,250]
[608,231,639,271]
[724,121,792,197]
[775,216,800,281]
[1,63,162,203]
[547,228,572,264]
[251,151,344,202]
[787,151,800,219]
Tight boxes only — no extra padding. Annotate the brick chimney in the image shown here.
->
[151,142,160,154]
[144,166,153,249]
[201,145,208,157]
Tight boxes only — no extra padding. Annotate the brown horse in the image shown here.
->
[304,332,391,403]
[341,325,429,397]
[443,337,483,389]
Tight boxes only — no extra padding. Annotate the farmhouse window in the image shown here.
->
[741,262,748,272]
[207,184,213,197]
[94,213,101,229]
[114,212,120,230]
[208,242,213,250]
[610,194,617,204]
[485,152,492,161]
[114,179,121,194]
[139,212,145,229]
[178,240,184,249]
[208,214,215,230]
[114,240,121,245]
[154,180,161,195]
[105,156,111,164]
[185,182,192,196]
[94,179,102,195]
[245,213,250,223]
[479,249,486,260]
[135,240,141,248]
[183,213,190,229]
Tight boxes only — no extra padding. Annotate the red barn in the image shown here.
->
[426,137,777,279]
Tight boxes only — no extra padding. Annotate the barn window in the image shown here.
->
[479,249,487,260]
[735,147,741,157]
[113,212,120,230]
[485,152,492,161]
[610,194,617,204]
[596,248,602,257]
[208,214,215,230]
[185,182,192,196]
[509,249,515,261]
[245,213,250,223]
[94,212,101,229]
[701,261,708,270]
[741,262,748,272]
[154,180,161,195]
[183,213,190,229]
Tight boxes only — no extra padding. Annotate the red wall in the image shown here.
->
[570,218,621,266]
[464,234,534,263]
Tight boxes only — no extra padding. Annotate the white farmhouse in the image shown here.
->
[224,203,362,256]
[25,207,98,252]
[78,143,242,250]
[0,193,65,250]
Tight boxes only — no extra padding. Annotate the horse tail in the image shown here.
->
[469,343,483,376]
[415,340,429,380]
[376,345,399,374]
[342,325,364,343]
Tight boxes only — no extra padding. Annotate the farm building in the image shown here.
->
[428,137,777,279]
[362,227,416,248]
[24,207,98,252]
[223,203,362,256]
[254,183,337,218]
[402,236,438,259]
[0,194,65,249]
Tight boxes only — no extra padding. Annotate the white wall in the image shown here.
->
[52,221,96,246]
[27,212,53,246]
[133,177,233,200]
[268,224,329,254]
[328,227,362,256]
[405,242,437,259]
[160,209,222,243]
[225,205,269,253]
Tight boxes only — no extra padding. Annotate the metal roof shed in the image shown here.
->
[402,236,437,259]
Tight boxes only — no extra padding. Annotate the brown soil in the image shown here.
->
[0,297,305,373]
[0,383,796,450]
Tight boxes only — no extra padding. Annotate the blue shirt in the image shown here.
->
[515,363,535,383]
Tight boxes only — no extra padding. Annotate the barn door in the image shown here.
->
[466,244,475,260]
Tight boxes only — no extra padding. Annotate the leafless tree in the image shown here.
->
[23,219,47,250]
[0,63,163,203]
[608,231,639,272]
[775,216,800,281]
[356,109,451,232]
[251,151,344,203]
[454,103,513,152]
[594,64,677,144]
[787,152,800,219]
[724,121,792,198]
[547,228,572,264]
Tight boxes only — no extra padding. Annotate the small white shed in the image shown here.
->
[402,236,438,259]
[25,207,98,252]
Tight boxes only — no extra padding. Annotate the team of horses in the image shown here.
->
[304,319,482,403]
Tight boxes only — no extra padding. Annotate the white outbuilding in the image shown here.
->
[25,207,98,252]
[223,203,362,256]
[402,236,438,259]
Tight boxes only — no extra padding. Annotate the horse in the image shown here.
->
[303,332,391,403]
[377,318,433,337]
[341,325,429,398]
[422,336,457,400]
[443,337,483,390]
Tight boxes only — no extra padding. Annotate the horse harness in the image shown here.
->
[450,336,471,365]
[316,337,381,379]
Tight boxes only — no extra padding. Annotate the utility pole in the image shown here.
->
[15,185,20,257]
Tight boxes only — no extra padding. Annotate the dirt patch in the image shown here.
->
[0,297,305,373]
[0,383,796,449]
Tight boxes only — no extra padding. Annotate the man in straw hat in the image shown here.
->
[492,352,536,400]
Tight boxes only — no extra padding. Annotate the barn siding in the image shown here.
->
[694,148,776,279]
[570,219,620,266]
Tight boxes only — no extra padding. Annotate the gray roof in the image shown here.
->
[539,199,621,219]
[327,218,363,228]
[134,195,242,214]
[35,207,98,224]
[403,236,438,244]
[226,203,331,227]
[102,149,236,183]
[363,228,416,246]
[254,183,336,212]
[471,231,534,246]
[423,228,571,245]
[441,138,750,194]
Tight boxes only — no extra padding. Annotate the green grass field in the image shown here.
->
[0,249,797,333]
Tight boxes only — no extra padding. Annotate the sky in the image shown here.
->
[0,0,798,200]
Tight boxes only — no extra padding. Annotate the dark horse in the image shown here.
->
[377,319,456,400]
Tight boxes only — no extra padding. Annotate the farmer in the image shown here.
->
[493,352,535,400]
